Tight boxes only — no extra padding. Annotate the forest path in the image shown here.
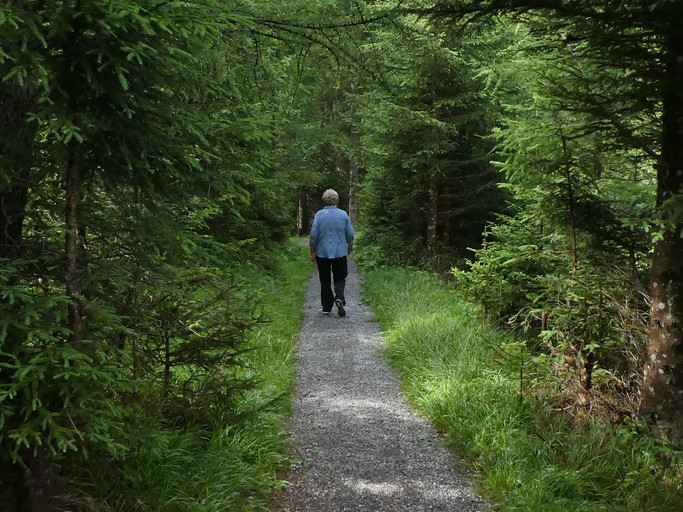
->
[274,258,489,511]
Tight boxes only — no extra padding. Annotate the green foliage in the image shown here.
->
[61,242,310,511]
[1,342,124,460]
[353,16,510,266]
[450,23,657,406]
[276,50,362,227]
[0,259,124,467]
[1,0,305,507]
[2,0,681,506]
[363,267,683,511]
[121,265,261,425]
[352,227,419,269]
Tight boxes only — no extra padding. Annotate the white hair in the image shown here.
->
[322,189,339,206]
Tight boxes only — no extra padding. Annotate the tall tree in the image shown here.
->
[354,12,507,267]
[416,0,683,443]
[643,12,683,442]
[0,1,287,507]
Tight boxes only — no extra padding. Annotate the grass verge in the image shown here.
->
[97,241,311,511]
[362,266,682,512]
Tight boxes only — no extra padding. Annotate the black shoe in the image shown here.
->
[335,298,346,317]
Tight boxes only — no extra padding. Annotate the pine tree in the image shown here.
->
[0,1,284,506]
[420,0,683,444]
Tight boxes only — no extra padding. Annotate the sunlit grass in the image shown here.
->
[362,266,683,512]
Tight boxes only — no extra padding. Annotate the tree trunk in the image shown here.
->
[559,130,579,276]
[65,138,84,350]
[163,335,171,401]
[347,108,360,227]
[14,448,52,512]
[427,53,440,257]
[640,20,683,446]
[441,182,452,253]
[348,159,359,227]
[297,188,310,236]
[427,172,438,254]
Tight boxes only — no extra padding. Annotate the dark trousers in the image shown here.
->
[315,256,348,312]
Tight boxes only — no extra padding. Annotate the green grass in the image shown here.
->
[94,240,311,511]
[362,266,683,512]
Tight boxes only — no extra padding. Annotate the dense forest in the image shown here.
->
[1,0,682,510]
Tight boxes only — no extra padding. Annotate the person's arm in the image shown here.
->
[345,216,355,255]
[309,213,319,263]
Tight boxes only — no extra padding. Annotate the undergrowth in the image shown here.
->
[361,266,683,512]
[85,241,310,511]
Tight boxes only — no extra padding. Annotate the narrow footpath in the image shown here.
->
[275,258,489,512]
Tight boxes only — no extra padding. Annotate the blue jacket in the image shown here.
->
[309,206,355,258]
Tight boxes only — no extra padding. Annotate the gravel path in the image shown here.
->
[274,258,489,512]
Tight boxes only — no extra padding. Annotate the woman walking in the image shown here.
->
[309,189,355,317]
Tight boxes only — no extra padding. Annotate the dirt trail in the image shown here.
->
[274,258,489,511]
